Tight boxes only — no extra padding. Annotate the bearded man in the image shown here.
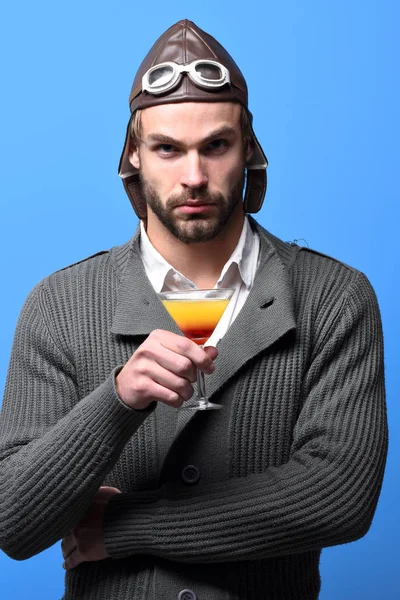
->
[0,19,387,600]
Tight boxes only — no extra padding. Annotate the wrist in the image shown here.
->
[114,369,154,411]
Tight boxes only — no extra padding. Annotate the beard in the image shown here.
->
[140,169,246,244]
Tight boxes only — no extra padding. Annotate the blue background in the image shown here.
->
[0,1,398,598]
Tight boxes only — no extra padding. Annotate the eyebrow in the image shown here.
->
[146,126,238,147]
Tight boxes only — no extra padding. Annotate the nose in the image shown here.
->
[180,152,208,189]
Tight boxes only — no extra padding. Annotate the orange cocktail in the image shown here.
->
[158,288,234,410]
[161,298,230,345]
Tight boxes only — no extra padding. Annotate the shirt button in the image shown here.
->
[178,590,197,600]
[181,465,200,485]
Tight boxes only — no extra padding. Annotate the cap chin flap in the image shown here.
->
[243,169,267,213]
[123,174,148,220]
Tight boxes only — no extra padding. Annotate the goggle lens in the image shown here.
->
[194,63,224,81]
[148,65,174,87]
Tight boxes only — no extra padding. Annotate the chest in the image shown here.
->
[76,327,306,492]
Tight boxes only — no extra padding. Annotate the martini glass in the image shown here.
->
[158,288,234,410]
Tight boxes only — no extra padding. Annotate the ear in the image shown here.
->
[129,143,140,170]
[245,139,255,165]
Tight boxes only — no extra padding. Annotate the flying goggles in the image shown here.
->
[142,60,231,95]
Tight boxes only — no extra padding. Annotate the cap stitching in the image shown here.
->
[150,38,167,68]
[188,25,218,59]
[183,23,187,63]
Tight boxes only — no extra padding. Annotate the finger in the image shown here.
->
[139,340,198,383]
[152,331,216,374]
[61,534,76,560]
[62,547,82,570]
[142,362,194,402]
[203,345,218,361]
[134,377,191,408]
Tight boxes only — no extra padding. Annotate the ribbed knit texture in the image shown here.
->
[0,222,387,600]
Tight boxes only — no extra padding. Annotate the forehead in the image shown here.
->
[140,102,242,140]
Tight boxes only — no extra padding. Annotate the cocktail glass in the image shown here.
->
[158,288,234,410]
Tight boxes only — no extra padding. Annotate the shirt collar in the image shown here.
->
[139,216,258,292]
[139,221,178,292]
[216,216,256,289]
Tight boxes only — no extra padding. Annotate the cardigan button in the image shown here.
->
[178,590,197,600]
[181,465,200,485]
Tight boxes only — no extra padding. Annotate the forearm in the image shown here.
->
[103,426,386,563]
[0,372,151,560]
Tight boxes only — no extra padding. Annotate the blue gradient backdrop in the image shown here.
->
[0,1,398,598]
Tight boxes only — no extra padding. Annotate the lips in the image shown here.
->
[176,200,215,207]
[176,202,215,214]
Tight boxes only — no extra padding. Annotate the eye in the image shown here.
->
[156,143,177,155]
[205,139,229,153]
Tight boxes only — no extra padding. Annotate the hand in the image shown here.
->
[116,329,218,410]
[61,486,121,570]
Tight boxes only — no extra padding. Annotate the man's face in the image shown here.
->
[129,102,252,244]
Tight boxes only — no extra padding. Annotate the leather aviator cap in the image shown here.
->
[118,19,268,220]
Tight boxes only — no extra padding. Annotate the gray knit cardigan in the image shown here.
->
[0,220,388,600]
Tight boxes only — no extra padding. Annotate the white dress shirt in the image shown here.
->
[140,217,260,346]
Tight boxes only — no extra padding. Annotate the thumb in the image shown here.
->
[204,346,218,361]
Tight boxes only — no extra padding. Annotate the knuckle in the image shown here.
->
[150,329,163,337]
[176,337,191,354]
[175,355,192,373]
[135,345,153,363]
[175,377,189,393]
[171,377,192,402]
[133,376,150,396]
[149,329,167,344]
[167,391,181,406]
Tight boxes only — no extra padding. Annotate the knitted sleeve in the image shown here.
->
[0,283,152,560]
[102,272,388,562]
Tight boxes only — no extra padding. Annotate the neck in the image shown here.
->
[145,208,245,289]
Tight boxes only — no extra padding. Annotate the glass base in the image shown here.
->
[180,399,223,411]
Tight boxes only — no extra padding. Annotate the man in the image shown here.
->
[0,19,387,600]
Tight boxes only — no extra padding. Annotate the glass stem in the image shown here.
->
[197,367,207,401]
